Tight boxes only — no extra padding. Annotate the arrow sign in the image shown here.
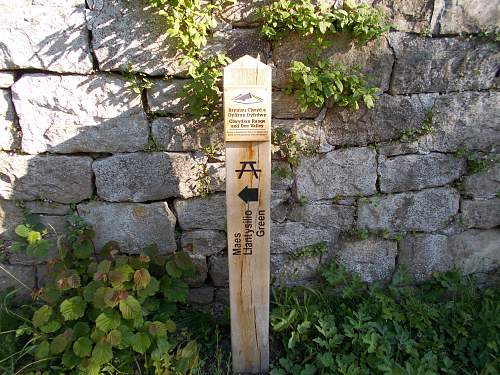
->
[238,186,259,203]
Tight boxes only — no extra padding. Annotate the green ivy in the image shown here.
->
[270,265,500,374]
[10,218,201,374]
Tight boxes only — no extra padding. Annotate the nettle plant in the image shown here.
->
[13,216,200,375]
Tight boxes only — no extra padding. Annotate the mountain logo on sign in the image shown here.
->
[232,92,263,104]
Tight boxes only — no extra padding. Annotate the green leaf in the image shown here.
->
[119,295,142,320]
[27,239,50,257]
[51,333,70,354]
[106,329,122,347]
[62,349,80,369]
[173,251,195,272]
[134,268,151,289]
[15,224,30,238]
[73,322,91,338]
[96,310,121,333]
[74,239,93,259]
[60,296,87,321]
[40,320,61,333]
[35,340,50,360]
[32,305,52,328]
[148,321,167,337]
[108,264,134,285]
[165,260,182,278]
[130,332,151,354]
[137,277,160,300]
[27,230,42,244]
[161,277,189,302]
[91,341,113,366]
[83,281,104,302]
[74,337,93,358]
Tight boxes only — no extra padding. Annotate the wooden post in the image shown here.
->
[224,55,271,374]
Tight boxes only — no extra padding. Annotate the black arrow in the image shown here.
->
[238,186,259,203]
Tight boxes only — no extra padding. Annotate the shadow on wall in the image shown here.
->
[0,0,276,301]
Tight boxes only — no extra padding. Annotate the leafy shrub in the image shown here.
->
[6,216,201,375]
[257,0,389,45]
[287,59,378,112]
[271,128,318,166]
[271,265,500,374]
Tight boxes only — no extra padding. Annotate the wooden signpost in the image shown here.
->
[224,55,271,373]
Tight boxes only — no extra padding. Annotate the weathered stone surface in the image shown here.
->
[336,237,397,283]
[24,201,70,216]
[389,33,499,94]
[147,79,190,114]
[431,0,500,34]
[151,118,224,151]
[214,287,230,305]
[271,254,321,285]
[0,153,93,203]
[0,199,23,240]
[219,0,271,26]
[271,221,338,255]
[358,187,460,232]
[273,119,321,145]
[271,161,293,191]
[399,234,453,282]
[0,0,92,73]
[87,0,183,75]
[288,202,355,230]
[208,256,229,287]
[207,28,270,61]
[272,91,321,119]
[448,229,500,274]
[295,148,377,200]
[12,74,149,154]
[379,153,466,193]
[0,89,17,151]
[422,92,500,153]
[376,0,433,33]
[186,255,208,287]
[0,264,35,304]
[273,33,393,91]
[271,190,290,223]
[93,153,200,202]
[0,72,15,88]
[462,199,500,229]
[206,163,226,193]
[174,194,226,230]
[187,286,214,305]
[324,94,436,146]
[77,202,177,254]
[463,164,500,199]
[181,230,226,257]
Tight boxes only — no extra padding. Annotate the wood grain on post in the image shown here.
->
[224,55,271,374]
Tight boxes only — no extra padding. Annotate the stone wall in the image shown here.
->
[0,0,499,304]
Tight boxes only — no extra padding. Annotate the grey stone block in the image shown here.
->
[174,194,226,231]
[12,74,149,154]
[77,201,177,254]
[358,187,460,232]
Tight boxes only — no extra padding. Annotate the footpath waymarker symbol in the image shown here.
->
[224,55,271,373]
